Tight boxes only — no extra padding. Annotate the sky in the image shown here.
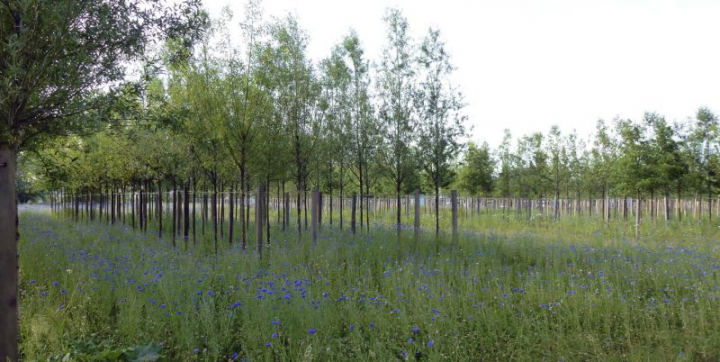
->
[200,0,720,148]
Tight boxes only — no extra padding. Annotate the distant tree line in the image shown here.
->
[457,110,718,210]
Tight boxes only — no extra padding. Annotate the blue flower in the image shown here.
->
[369,322,374,329]
[193,348,199,354]
[266,342,272,347]
[271,333,278,338]
[272,320,280,325]
[408,337,414,344]
[230,352,238,360]
[308,328,316,335]
[232,301,242,309]
[61,289,68,295]
[29,279,36,284]
[412,327,419,333]
[427,340,434,347]
[350,324,355,331]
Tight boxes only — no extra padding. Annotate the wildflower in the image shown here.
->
[408,337,414,344]
[412,327,419,333]
[230,352,238,360]
[540,303,549,309]
[350,324,355,331]
[232,301,242,309]
[193,348,199,354]
[308,328,316,335]
[61,289,68,295]
[29,279,36,284]
[427,340,434,347]
[392,308,401,313]
[369,322,374,329]
[271,333,278,338]
[272,320,280,325]
[266,342,272,347]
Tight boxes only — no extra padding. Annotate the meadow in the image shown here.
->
[18,207,720,361]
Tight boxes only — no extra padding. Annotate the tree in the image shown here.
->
[258,15,319,235]
[693,108,719,220]
[457,142,495,197]
[547,125,564,219]
[646,113,687,221]
[590,120,616,221]
[377,8,417,233]
[342,31,378,232]
[415,28,467,235]
[0,1,205,360]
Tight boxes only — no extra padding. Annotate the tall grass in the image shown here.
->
[19,209,720,361]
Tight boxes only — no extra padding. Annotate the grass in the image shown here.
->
[18,206,720,361]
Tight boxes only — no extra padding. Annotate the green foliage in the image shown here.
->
[457,142,494,196]
[48,341,162,362]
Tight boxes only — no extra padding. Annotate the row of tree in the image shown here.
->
[24,3,469,244]
[457,109,719,220]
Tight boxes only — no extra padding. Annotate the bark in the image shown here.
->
[157,181,162,239]
[192,179,197,244]
[240,167,246,249]
[229,182,234,245]
[172,181,177,247]
[184,180,190,244]
[0,146,19,362]
[435,184,440,236]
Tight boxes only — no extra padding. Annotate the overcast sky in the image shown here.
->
[201,0,720,148]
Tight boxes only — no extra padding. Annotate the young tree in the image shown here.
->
[377,8,417,232]
[646,113,687,221]
[693,108,719,220]
[259,15,318,235]
[547,125,564,219]
[457,142,495,197]
[415,28,467,235]
[342,31,378,232]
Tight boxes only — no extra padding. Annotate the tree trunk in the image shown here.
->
[172,181,177,247]
[435,184,440,236]
[240,168,246,250]
[184,180,190,245]
[312,187,319,244]
[256,185,264,257]
[396,184,402,235]
[229,182,234,245]
[192,180,197,244]
[635,193,641,239]
[157,181,162,239]
[0,146,19,362]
